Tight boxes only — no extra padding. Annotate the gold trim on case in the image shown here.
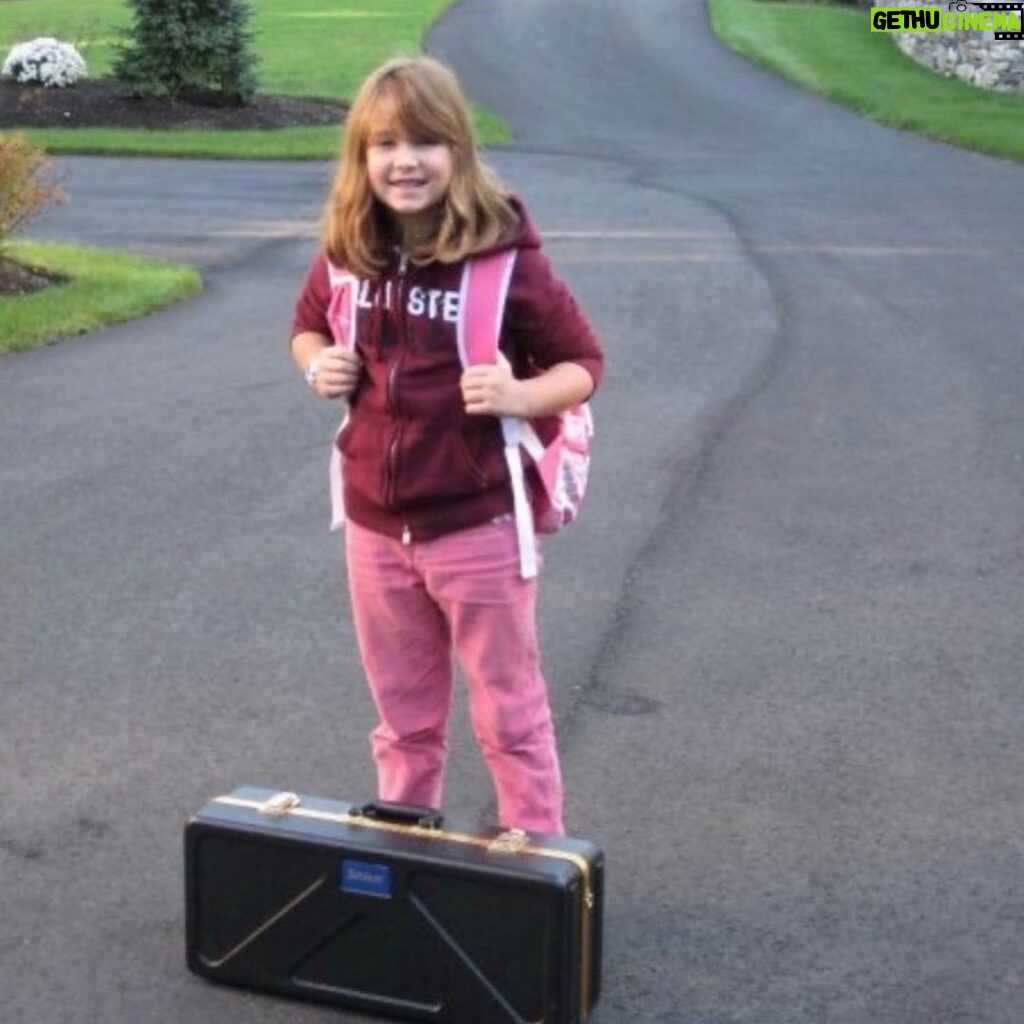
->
[209,794,596,1022]
[201,873,327,970]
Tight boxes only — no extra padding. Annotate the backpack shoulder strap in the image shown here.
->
[325,261,359,533]
[456,250,518,368]
[326,260,359,353]
[456,249,539,579]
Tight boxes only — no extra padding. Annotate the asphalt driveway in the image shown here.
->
[3,1,1023,1022]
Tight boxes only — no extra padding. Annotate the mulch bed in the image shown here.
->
[0,75,346,130]
[0,255,66,297]
[1,76,347,297]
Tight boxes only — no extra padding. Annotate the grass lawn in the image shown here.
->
[0,0,508,157]
[1,240,202,353]
[708,0,1024,163]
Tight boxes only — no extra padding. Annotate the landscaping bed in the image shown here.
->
[0,252,64,296]
[0,76,345,130]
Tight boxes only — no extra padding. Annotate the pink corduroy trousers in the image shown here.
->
[344,517,564,836]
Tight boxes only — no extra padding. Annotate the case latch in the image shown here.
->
[487,828,529,854]
[258,791,301,817]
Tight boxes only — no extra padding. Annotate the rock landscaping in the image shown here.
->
[892,2,1024,92]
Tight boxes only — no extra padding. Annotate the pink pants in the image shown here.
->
[344,518,564,836]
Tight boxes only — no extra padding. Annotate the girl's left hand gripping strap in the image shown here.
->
[457,251,537,579]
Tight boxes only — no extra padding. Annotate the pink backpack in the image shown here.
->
[324,252,593,580]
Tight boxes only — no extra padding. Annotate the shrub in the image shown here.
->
[113,0,260,105]
[0,136,66,250]
[2,38,88,88]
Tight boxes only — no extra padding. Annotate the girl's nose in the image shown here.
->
[394,142,419,167]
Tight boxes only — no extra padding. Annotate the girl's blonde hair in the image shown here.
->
[323,57,519,278]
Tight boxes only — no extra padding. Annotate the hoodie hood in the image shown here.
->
[495,193,543,254]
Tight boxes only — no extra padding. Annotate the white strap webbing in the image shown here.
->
[517,419,545,462]
[496,347,540,580]
[501,416,538,580]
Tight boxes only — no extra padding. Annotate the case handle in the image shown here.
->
[350,801,443,830]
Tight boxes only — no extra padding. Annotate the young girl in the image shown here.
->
[289,56,603,836]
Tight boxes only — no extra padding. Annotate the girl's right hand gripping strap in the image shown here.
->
[326,265,359,532]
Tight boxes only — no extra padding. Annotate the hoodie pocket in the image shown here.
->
[391,422,501,509]
[456,429,491,488]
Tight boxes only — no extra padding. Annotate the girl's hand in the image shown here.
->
[311,348,363,400]
[461,361,594,419]
[460,362,528,417]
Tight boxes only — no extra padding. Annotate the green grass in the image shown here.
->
[708,0,1024,163]
[1,239,201,352]
[0,0,509,157]
[15,124,349,160]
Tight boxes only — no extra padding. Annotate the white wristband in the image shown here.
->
[304,353,322,388]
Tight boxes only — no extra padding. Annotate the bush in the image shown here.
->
[113,0,260,105]
[2,38,88,88]
[0,136,66,250]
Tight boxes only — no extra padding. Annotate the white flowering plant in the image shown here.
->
[3,38,88,88]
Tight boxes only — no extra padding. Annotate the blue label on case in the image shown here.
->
[340,859,393,899]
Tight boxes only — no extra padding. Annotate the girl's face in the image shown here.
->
[365,117,454,237]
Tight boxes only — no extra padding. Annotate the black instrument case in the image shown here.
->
[185,786,603,1023]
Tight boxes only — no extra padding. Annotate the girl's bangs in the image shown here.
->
[362,72,461,147]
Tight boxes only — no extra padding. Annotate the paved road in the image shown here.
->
[3,1,1023,1021]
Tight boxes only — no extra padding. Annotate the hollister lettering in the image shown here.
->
[357,278,461,323]
[407,286,461,322]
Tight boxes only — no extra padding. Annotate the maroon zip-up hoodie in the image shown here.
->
[290,199,604,543]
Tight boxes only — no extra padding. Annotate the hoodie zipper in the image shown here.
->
[385,252,412,542]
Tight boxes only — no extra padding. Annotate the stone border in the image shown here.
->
[891,1,1024,91]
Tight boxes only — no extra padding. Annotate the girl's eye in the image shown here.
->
[368,134,444,151]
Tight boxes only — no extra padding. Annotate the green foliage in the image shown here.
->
[113,0,259,105]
